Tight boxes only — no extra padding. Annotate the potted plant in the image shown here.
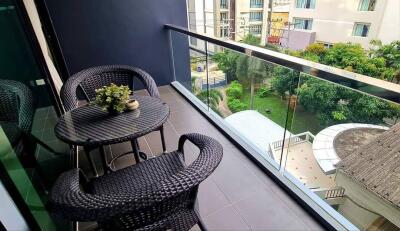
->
[95,83,132,115]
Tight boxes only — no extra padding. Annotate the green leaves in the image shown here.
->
[95,83,132,113]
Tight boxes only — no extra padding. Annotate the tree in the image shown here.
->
[211,50,239,83]
[236,55,272,109]
[242,34,261,46]
[270,67,299,99]
[302,43,328,62]
[297,77,397,125]
[196,89,223,112]
[322,43,386,78]
[369,40,400,83]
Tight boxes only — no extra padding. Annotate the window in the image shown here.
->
[220,12,228,24]
[296,0,316,9]
[220,0,228,9]
[249,25,262,35]
[318,41,333,49]
[250,0,263,8]
[358,0,376,11]
[220,28,229,37]
[353,23,370,37]
[249,12,263,21]
[293,18,313,30]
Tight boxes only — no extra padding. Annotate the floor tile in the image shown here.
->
[202,205,250,231]
[197,177,231,217]
[234,188,309,231]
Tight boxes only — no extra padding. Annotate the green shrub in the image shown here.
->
[257,86,270,98]
[227,98,247,113]
[225,81,243,99]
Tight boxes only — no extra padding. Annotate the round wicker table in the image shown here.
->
[54,95,169,175]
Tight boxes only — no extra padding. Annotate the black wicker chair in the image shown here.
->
[50,133,223,231]
[60,65,166,174]
[0,79,62,187]
[0,79,34,145]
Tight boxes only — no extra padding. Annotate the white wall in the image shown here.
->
[336,171,400,228]
[235,0,270,45]
[377,0,400,44]
[289,0,398,48]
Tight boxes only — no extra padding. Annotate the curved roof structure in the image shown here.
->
[225,110,292,159]
[312,123,388,174]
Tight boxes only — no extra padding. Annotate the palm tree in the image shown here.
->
[196,89,223,111]
[236,55,272,109]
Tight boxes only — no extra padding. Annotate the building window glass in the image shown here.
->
[220,27,229,37]
[249,25,262,35]
[353,23,370,37]
[358,0,376,11]
[220,12,228,24]
[249,12,263,21]
[250,0,263,8]
[220,0,228,9]
[296,0,316,9]
[293,18,313,30]
[318,41,333,49]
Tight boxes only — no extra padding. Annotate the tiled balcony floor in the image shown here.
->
[80,85,325,231]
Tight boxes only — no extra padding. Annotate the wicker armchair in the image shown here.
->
[0,79,34,145]
[0,79,62,188]
[60,65,165,174]
[50,133,223,230]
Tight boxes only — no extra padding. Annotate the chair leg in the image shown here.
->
[160,125,166,153]
[83,146,99,177]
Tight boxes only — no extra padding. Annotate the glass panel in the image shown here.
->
[249,12,263,22]
[284,73,400,230]
[205,41,298,169]
[0,1,70,230]
[250,0,264,8]
[171,31,209,110]
[354,23,369,37]
[359,0,370,11]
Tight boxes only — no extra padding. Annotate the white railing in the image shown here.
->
[270,131,315,151]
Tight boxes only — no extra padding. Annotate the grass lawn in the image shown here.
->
[242,92,323,134]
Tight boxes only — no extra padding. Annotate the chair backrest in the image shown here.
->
[61,65,160,111]
[0,80,34,133]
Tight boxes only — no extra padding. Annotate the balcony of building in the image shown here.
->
[1,1,400,230]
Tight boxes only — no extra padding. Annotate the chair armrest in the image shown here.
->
[130,67,160,99]
[160,133,223,195]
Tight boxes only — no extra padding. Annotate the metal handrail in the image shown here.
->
[165,24,400,103]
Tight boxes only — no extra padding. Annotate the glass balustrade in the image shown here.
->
[168,27,400,230]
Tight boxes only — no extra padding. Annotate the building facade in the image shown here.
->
[187,0,291,46]
[288,0,400,49]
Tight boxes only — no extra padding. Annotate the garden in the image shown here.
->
[193,35,400,135]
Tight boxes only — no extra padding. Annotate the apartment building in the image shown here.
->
[188,0,291,46]
[288,0,400,49]
[187,0,234,39]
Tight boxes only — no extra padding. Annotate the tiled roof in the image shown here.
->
[338,123,400,208]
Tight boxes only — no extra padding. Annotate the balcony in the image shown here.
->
[167,25,400,230]
[1,1,400,229]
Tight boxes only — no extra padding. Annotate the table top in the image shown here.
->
[54,95,169,146]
